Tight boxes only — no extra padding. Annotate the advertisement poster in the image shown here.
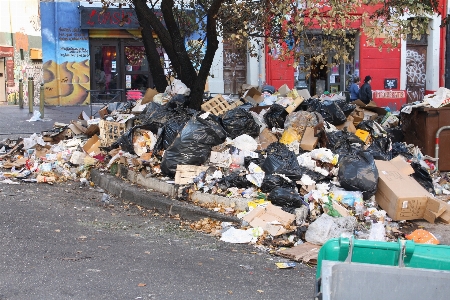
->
[6,60,14,87]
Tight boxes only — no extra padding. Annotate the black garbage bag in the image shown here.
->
[244,152,266,169]
[139,102,174,133]
[356,120,387,137]
[365,136,392,161]
[326,129,364,158]
[410,162,435,194]
[221,108,260,139]
[334,99,356,117]
[262,142,327,181]
[160,113,227,176]
[338,151,379,199]
[306,99,346,125]
[218,173,253,189]
[385,127,404,143]
[260,174,297,193]
[153,113,194,151]
[167,94,190,109]
[264,104,288,129]
[392,142,413,160]
[268,187,304,211]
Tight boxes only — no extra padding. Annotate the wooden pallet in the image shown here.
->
[99,120,129,146]
[201,94,242,116]
[174,165,209,185]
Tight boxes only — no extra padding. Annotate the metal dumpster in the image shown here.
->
[401,106,450,171]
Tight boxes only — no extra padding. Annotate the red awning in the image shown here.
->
[0,46,14,58]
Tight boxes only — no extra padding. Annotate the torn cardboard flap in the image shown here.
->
[285,96,304,114]
[244,87,264,105]
[69,121,87,134]
[82,135,101,157]
[243,203,295,236]
[351,100,387,115]
[278,84,291,97]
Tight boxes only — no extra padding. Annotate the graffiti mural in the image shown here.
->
[41,2,90,105]
[406,47,426,103]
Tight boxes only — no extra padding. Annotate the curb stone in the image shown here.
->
[90,168,240,223]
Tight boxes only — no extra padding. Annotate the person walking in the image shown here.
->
[349,76,360,102]
[359,75,373,104]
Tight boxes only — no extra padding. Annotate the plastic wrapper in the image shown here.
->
[233,134,258,152]
[260,174,296,193]
[264,104,288,129]
[305,99,346,125]
[160,113,227,176]
[221,108,260,139]
[410,162,435,194]
[329,187,364,207]
[305,214,357,245]
[267,187,304,211]
[337,151,379,200]
[368,222,386,241]
[280,111,320,144]
[406,229,440,244]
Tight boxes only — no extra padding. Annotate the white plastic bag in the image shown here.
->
[305,214,357,245]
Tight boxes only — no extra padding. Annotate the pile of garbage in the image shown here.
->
[2,79,450,264]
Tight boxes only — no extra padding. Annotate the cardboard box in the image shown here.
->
[285,96,304,114]
[82,135,101,157]
[355,129,370,143]
[351,107,364,125]
[336,116,357,133]
[375,157,432,221]
[363,110,379,121]
[278,84,291,97]
[300,127,318,151]
[99,106,109,119]
[244,87,264,105]
[243,203,295,236]
[141,88,159,104]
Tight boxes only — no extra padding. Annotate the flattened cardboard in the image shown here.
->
[351,107,364,125]
[300,127,318,151]
[351,100,387,115]
[285,96,304,114]
[69,121,87,134]
[82,135,101,157]
[363,110,379,121]
[244,87,264,105]
[375,157,431,221]
[277,242,320,264]
[142,88,159,104]
[243,203,295,236]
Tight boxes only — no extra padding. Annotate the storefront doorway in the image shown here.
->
[90,39,153,101]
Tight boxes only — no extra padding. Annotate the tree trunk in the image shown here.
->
[133,4,167,92]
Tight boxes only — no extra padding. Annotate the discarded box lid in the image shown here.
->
[243,203,295,236]
[82,134,101,157]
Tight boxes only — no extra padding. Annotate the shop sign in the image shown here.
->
[0,46,14,58]
[80,7,141,29]
[6,60,14,87]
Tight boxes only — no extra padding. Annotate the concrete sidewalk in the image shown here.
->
[0,104,100,140]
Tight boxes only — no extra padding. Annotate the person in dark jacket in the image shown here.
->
[359,75,372,104]
[349,76,360,102]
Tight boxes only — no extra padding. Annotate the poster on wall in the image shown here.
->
[6,60,14,87]
[41,2,90,105]
[126,75,131,88]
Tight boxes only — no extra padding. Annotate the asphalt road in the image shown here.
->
[0,181,316,300]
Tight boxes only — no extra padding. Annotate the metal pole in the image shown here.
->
[19,79,23,109]
[28,77,34,113]
[39,83,44,118]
